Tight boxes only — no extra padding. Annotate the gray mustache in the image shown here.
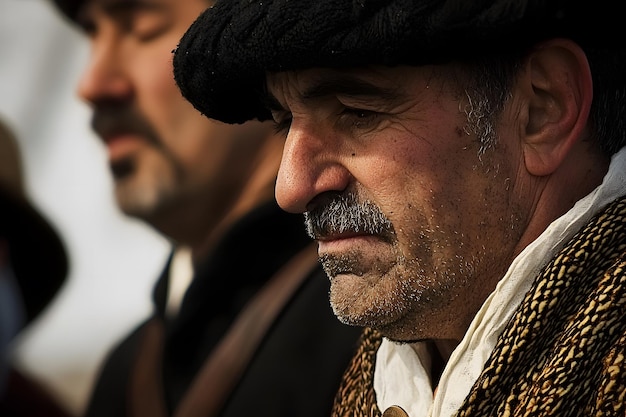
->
[304,192,394,239]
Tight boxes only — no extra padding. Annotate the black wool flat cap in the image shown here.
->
[49,0,82,23]
[173,0,621,125]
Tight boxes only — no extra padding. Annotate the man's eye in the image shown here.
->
[346,108,374,118]
[271,114,292,135]
[127,14,168,41]
[339,107,381,129]
[270,109,292,134]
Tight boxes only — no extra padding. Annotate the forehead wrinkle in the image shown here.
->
[300,76,401,103]
[267,71,409,115]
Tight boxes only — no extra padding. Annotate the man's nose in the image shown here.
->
[77,38,131,105]
[275,124,351,214]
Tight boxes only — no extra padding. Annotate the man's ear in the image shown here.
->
[520,38,593,176]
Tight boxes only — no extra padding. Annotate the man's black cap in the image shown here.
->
[49,0,82,23]
[172,0,621,125]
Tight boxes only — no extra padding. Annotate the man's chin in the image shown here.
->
[114,183,160,221]
[329,279,397,328]
[330,305,400,335]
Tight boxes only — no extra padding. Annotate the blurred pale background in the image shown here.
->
[0,0,172,414]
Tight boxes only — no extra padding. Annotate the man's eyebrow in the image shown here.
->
[103,0,166,15]
[301,77,400,102]
[77,0,160,24]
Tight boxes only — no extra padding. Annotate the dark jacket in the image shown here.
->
[84,201,362,417]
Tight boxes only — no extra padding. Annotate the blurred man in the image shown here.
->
[0,117,70,417]
[50,0,361,416]
[174,0,626,416]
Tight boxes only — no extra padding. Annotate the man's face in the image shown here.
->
[269,66,530,342]
[76,0,271,229]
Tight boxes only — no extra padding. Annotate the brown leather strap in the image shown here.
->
[129,317,168,417]
[175,243,318,417]
[130,243,319,417]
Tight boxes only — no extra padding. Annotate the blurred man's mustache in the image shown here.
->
[304,192,394,240]
[91,105,159,145]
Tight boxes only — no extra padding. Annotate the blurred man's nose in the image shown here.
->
[77,36,132,105]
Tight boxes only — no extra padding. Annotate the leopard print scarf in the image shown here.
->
[332,196,626,417]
